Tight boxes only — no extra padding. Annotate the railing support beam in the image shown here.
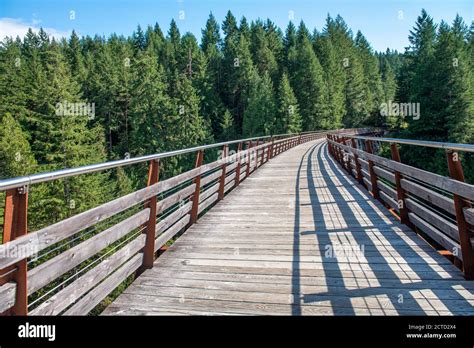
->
[365,140,380,200]
[234,143,242,188]
[446,150,474,279]
[1,187,28,315]
[218,145,228,201]
[141,159,159,271]
[351,139,363,184]
[189,150,204,225]
[390,143,411,226]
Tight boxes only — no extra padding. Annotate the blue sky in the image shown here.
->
[1,0,472,52]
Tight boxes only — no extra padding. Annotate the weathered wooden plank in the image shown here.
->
[405,198,459,242]
[157,184,195,214]
[224,180,234,194]
[167,239,438,253]
[0,185,158,269]
[401,179,455,215]
[377,180,397,200]
[0,282,16,313]
[27,208,150,295]
[64,252,143,315]
[224,172,236,186]
[154,255,456,274]
[199,183,219,203]
[159,250,451,265]
[105,293,458,316]
[464,208,474,226]
[143,268,474,289]
[226,161,238,173]
[359,158,369,169]
[374,166,395,183]
[154,258,464,281]
[363,177,372,191]
[408,213,461,258]
[119,284,474,313]
[154,215,191,253]
[155,202,192,237]
[200,170,222,187]
[160,244,438,258]
[135,277,472,301]
[30,234,146,315]
[197,192,218,215]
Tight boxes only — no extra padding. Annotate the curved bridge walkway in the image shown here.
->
[104,139,474,315]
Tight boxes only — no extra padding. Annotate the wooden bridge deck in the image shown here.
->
[104,140,474,315]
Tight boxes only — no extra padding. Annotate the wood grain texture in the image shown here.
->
[64,252,143,315]
[31,234,146,315]
[28,208,150,295]
[0,282,16,313]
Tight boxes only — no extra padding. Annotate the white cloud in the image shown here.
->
[0,18,70,41]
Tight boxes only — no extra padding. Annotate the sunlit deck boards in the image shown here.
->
[104,140,474,316]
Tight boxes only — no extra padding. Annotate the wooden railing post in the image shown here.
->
[218,145,228,201]
[259,142,265,165]
[446,150,474,279]
[234,143,242,188]
[189,150,204,225]
[246,141,251,177]
[265,140,270,163]
[269,137,274,159]
[390,143,410,225]
[1,186,28,315]
[255,142,260,169]
[351,138,363,184]
[327,135,332,156]
[365,140,380,200]
[337,136,344,165]
[141,159,159,270]
[336,137,343,164]
[342,137,351,175]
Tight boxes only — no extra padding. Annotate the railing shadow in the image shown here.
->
[292,140,473,315]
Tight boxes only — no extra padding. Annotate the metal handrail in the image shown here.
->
[337,134,474,153]
[0,131,325,192]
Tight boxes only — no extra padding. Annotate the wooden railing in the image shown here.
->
[0,131,334,315]
[327,133,474,280]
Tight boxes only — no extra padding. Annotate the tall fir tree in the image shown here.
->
[289,35,328,130]
[276,72,302,133]
[243,71,276,136]
[313,33,345,128]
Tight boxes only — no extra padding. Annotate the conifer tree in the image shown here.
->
[250,20,278,84]
[289,35,327,130]
[313,33,345,128]
[404,9,438,138]
[24,37,111,223]
[0,113,36,178]
[433,17,474,144]
[276,72,302,133]
[219,109,236,140]
[129,48,171,156]
[243,72,276,136]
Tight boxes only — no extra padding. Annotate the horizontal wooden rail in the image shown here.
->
[327,134,474,280]
[1,130,330,315]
